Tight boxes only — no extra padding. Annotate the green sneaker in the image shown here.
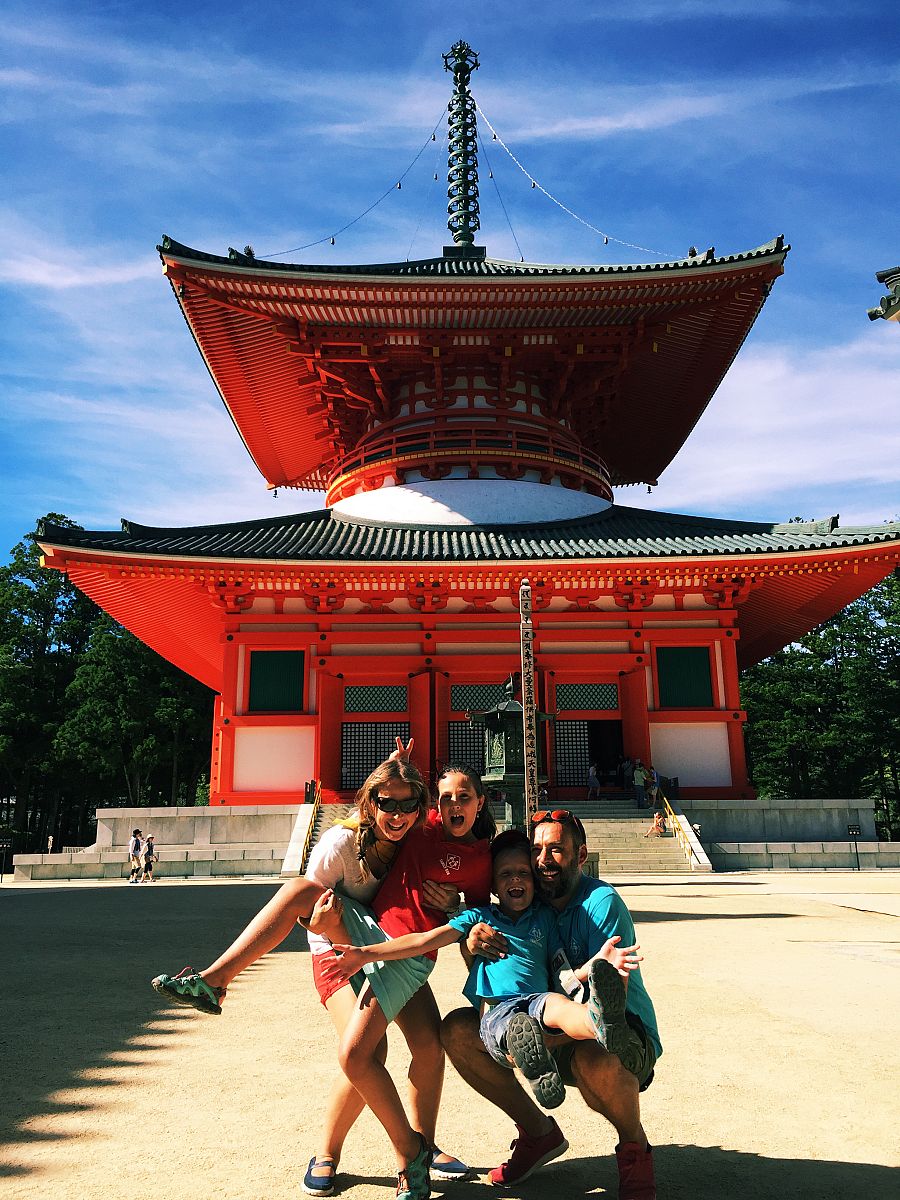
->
[588,959,641,1076]
[506,1011,565,1110]
[152,967,225,1015]
[396,1133,431,1200]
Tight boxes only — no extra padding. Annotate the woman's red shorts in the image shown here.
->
[311,947,352,1006]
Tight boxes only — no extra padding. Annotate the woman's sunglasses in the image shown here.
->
[374,793,421,814]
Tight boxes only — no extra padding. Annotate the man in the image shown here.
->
[441,809,660,1199]
[127,828,143,884]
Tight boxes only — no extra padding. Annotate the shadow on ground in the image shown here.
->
[0,883,304,1172]
[406,1143,898,1199]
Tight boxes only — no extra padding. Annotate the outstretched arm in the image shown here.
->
[332,923,462,980]
[574,934,643,984]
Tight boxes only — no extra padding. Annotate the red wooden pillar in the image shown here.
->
[721,634,752,795]
[317,673,343,793]
[211,639,239,804]
[620,667,651,765]
[408,672,433,782]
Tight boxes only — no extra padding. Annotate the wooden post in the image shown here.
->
[519,579,539,825]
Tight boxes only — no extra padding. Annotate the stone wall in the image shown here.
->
[678,797,878,843]
[13,804,315,882]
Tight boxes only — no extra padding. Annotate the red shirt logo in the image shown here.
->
[440,853,461,874]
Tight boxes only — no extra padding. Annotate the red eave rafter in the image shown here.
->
[162,253,785,490]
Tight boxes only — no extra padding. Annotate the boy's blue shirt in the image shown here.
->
[449,900,563,1009]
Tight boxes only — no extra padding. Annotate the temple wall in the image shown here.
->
[679,797,879,843]
[232,726,315,792]
[649,723,732,788]
[12,804,314,881]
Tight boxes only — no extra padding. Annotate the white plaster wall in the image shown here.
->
[232,726,316,791]
[331,480,610,526]
[649,722,732,787]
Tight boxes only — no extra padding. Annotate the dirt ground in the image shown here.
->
[1,871,898,1200]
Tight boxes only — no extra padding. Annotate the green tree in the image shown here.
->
[742,573,900,837]
[0,517,101,848]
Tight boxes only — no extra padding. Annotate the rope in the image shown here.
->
[475,103,670,258]
[262,112,446,260]
[477,130,525,261]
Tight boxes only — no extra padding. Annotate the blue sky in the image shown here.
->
[2,0,898,562]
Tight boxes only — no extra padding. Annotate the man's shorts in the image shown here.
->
[479,993,551,1066]
[553,1011,657,1092]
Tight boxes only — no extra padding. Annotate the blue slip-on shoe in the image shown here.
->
[302,1156,336,1196]
[430,1148,470,1181]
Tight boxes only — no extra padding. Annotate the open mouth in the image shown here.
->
[449,813,466,829]
[506,885,527,900]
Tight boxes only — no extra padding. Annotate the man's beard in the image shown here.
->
[536,865,575,900]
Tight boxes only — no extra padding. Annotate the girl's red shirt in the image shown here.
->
[372,808,491,953]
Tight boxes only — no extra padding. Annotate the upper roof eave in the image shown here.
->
[157,234,789,283]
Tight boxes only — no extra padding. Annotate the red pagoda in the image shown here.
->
[38,43,900,809]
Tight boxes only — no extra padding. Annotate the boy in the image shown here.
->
[334,829,643,1109]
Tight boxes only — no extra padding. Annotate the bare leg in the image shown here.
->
[440,1007,554,1139]
[394,984,444,1146]
[541,993,595,1041]
[199,877,325,991]
[571,1042,648,1149]
[310,983,388,1177]
[338,984,421,1170]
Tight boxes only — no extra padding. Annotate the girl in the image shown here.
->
[152,754,471,1195]
[331,764,495,1200]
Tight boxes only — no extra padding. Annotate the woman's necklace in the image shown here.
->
[364,838,399,879]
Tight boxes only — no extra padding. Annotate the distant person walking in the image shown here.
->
[140,835,157,882]
[586,763,600,801]
[632,761,649,809]
[127,829,143,884]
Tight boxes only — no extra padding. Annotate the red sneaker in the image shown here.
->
[615,1142,656,1200]
[488,1119,568,1186]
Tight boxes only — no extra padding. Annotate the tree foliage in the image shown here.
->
[741,573,900,837]
[0,518,214,851]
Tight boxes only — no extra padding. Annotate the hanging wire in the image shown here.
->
[262,112,446,260]
[406,128,447,260]
[477,130,525,262]
[475,103,671,258]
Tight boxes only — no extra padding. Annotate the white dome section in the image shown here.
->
[331,480,612,527]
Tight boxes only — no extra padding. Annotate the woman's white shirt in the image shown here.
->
[304,824,380,955]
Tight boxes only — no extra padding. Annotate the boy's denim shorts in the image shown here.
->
[480,993,657,1092]
[479,993,550,1066]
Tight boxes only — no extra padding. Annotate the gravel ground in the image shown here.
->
[1,872,898,1199]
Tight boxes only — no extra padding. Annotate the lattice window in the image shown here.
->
[450,683,507,713]
[247,650,304,713]
[340,722,411,790]
[555,683,619,712]
[554,720,589,787]
[344,685,408,713]
[445,720,486,774]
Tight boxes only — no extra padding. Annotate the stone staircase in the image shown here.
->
[490,794,693,874]
[300,803,356,873]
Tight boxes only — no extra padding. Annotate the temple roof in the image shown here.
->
[162,235,786,278]
[159,236,789,493]
[39,504,897,563]
[38,506,900,682]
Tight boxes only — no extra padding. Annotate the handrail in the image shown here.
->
[662,793,713,872]
[299,779,322,875]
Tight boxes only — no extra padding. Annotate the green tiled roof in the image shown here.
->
[38,505,900,564]
[159,235,787,279]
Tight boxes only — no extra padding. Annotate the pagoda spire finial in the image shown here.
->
[443,40,481,249]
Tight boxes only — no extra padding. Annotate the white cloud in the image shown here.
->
[627,329,900,525]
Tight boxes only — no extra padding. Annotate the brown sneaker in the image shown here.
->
[615,1141,655,1200]
[488,1119,568,1186]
